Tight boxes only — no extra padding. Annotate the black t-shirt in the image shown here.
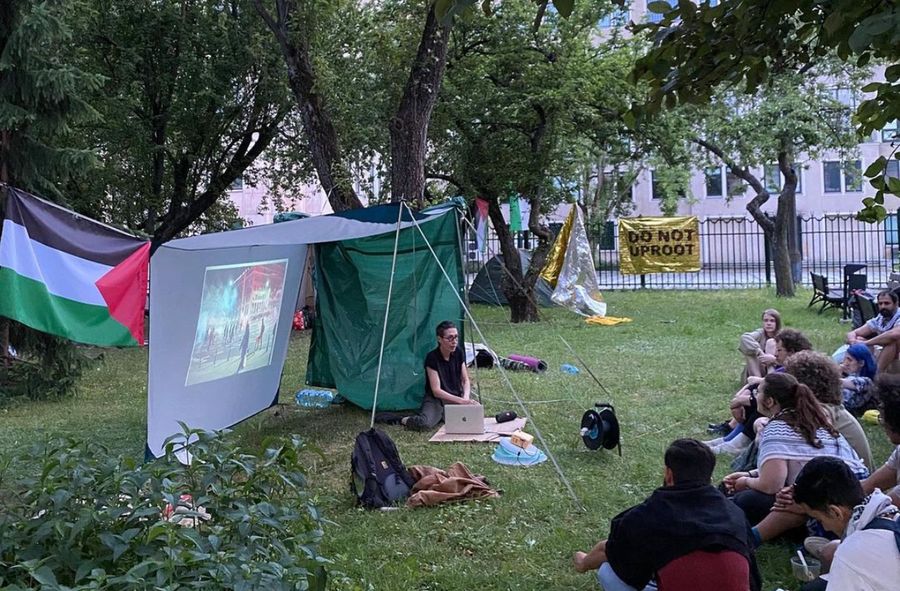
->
[424,346,465,398]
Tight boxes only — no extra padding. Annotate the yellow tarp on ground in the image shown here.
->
[585,315,632,326]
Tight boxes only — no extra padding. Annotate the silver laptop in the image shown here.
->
[444,404,485,434]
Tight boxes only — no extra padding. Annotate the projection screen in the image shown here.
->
[147,244,306,458]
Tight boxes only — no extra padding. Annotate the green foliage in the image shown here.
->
[0,0,102,194]
[625,0,900,222]
[0,1,103,401]
[67,0,291,242]
[0,427,327,590]
[0,321,94,403]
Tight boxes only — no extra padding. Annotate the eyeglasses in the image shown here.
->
[442,334,459,341]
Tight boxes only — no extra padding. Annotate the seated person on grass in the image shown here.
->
[846,290,900,373]
[573,438,761,591]
[840,344,878,415]
[793,456,900,591]
[376,320,479,430]
[706,329,812,455]
[803,374,900,569]
[784,351,875,472]
[722,373,867,536]
[738,309,782,380]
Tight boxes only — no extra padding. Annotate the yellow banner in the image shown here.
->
[539,207,575,288]
[618,216,701,274]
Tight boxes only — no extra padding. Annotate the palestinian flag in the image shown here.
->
[0,187,150,347]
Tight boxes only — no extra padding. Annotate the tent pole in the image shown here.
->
[400,202,584,511]
[458,208,481,403]
[370,203,405,428]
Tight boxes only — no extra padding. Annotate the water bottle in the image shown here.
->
[295,390,314,408]
[295,389,334,408]
[313,390,334,408]
[561,363,580,374]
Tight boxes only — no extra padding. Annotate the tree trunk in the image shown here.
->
[389,3,451,208]
[485,196,539,322]
[692,136,797,296]
[778,153,802,285]
[252,0,362,212]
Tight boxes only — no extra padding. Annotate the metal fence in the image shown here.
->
[467,211,900,291]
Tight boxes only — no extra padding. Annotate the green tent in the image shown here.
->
[306,204,465,410]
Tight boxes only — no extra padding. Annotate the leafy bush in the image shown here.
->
[0,428,327,590]
[0,321,94,403]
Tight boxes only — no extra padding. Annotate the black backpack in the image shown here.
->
[350,428,416,508]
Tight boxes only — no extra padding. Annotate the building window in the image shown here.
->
[845,160,863,192]
[823,161,842,193]
[884,120,899,143]
[764,164,780,194]
[823,160,862,193]
[887,160,899,181]
[705,166,723,198]
[229,176,244,191]
[726,171,745,197]
[646,0,676,23]
[603,171,634,201]
[651,170,662,200]
[764,163,803,194]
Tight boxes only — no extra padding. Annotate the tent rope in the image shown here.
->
[370,204,405,429]
[465,219,596,404]
[401,202,584,511]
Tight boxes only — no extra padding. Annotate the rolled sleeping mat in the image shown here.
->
[507,354,548,373]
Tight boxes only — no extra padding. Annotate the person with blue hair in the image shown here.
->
[841,344,878,415]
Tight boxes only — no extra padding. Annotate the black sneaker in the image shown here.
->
[707,421,731,435]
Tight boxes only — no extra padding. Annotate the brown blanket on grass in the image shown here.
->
[406,462,500,508]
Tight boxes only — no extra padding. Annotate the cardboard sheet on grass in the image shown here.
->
[429,417,527,443]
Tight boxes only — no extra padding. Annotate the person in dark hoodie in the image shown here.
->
[573,438,761,591]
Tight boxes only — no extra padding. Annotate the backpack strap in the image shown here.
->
[369,428,415,488]
[862,517,900,553]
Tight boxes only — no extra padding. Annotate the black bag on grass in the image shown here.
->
[350,428,415,508]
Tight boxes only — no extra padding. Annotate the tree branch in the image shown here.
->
[691,136,774,233]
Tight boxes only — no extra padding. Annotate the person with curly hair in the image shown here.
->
[722,373,867,529]
[784,351,874,472]
[706,329,813,455]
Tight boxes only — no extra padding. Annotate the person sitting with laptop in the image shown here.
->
[399,320,479,430]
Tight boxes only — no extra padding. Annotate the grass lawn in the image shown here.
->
[0,289,893,591]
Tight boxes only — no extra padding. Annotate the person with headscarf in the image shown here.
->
[841,344,878,415]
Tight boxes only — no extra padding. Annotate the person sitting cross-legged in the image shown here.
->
[706,329,813,455]
[722,373,867,534]
[573,438,761,591]
[375,320,479,430]
[793,456,900,591]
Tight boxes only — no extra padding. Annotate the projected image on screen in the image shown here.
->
[185,259,289,387]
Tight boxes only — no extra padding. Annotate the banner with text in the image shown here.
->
[618,216,701,274]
